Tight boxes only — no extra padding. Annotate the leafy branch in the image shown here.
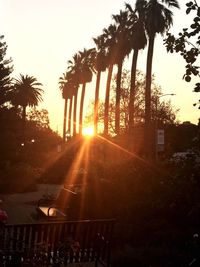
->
[164,0,200,92]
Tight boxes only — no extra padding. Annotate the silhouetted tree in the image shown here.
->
[125,2,147,133]
[102,24,118,135]
[68,53,83,136]
[68,49,95,135]
[0,35,13,106]
[78,48,95,135]
[112,10,131,135]
[59,71,75,141]
[11,74,43,140]
[93,35,107,134]
[143,0,179,157]
[27,108,50,130]
[85,70,178,136]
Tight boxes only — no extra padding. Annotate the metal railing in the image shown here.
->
[0,219,115,267]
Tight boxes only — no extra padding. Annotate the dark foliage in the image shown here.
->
[164,121,198,154]
[0,107,62,193]
[0,35,13,106]
[42,134,200,266]
[164,0,200,92]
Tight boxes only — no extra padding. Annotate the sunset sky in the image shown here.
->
[1,0,199,135]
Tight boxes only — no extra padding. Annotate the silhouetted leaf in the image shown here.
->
[186,8,191,14]
[185,75,191,82]
[186,1,193,7]
[197,7,200,17]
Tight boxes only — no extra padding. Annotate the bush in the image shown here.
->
[0,162,39,193]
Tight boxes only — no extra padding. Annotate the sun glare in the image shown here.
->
[82,126,94,137]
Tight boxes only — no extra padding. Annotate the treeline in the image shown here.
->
[0,35,62,192]
[58,0,180,159]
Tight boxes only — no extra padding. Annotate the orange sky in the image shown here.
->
[1,0,199,135]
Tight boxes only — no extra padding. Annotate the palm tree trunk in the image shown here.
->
[68,95,73,136]
[115,60,123,135]
[129,49,139,135]
[22,105,26,142]
[145,34,155,157]
[104,64,113,136]
[79,83,86,135]
[73,89,78,136]
[63,99,68,142]
[94,71,101,135]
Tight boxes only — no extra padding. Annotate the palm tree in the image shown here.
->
[78,48,95,135]
[144,0,179,156]
[72,85,79,136]
[112,10,131,135]
[93,35,107,135]
[125,2,147,134]
[68,53,83,136]
[68,49,95,135]
[68,94,73,137]
[59,72,74,141]
[12,74,43,138]
[103,24,118,136]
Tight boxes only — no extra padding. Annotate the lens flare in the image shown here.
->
[82,126,94,137]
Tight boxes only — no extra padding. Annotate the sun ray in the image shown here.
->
[96,135,161,171]
[41,132,162,221]
[63,140,88,187]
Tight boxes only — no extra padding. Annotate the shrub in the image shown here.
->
[0,162,39,193]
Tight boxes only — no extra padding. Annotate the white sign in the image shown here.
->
[157,129,164,145]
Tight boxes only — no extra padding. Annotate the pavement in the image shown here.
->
[0,184,62,224]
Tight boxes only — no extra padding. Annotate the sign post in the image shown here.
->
[156,129,164,161]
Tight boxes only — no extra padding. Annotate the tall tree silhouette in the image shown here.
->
[68,53,83,136]
[112,10,131,135]
[79,48,95,135]
[0,35,13,106]
[12,74,43,140]
[125,2,147,134]
[144,0,179,157]
[69,48,95,135]
[59,71,74,141]
[93,35,107,135]
[102,24,118,136]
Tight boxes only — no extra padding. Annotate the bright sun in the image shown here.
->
[82,126,94,137]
